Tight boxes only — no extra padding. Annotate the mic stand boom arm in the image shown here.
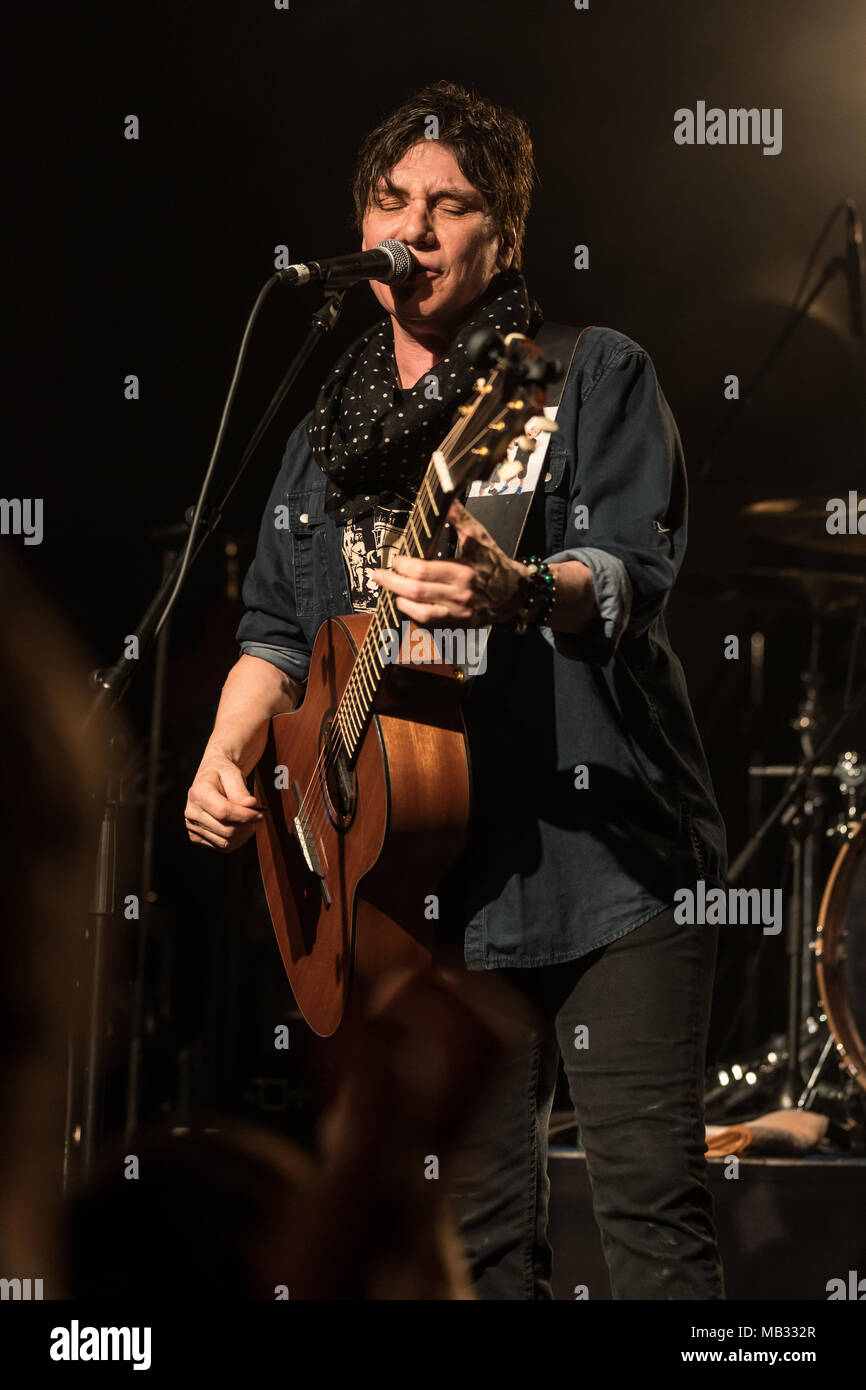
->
[87,287,345,723]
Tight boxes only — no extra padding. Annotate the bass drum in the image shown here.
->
[815,820,866,1092]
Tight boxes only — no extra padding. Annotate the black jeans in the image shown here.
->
[446,907,724,1300]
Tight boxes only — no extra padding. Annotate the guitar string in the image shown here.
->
[306,387,537,826]
[295,479,447,847]
[297,379,528,839]
[296,395,505,847]
[294,417,469,845]
[295,387,521,847]
[298,384,535,849]
[299,405,541,853]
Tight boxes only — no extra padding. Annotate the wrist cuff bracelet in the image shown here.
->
[514,556,556,633]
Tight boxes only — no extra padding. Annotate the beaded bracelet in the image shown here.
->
[513,555,556,634]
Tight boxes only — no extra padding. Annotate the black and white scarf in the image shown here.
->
[308,268,542,521]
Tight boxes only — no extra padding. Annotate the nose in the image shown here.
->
[398,198,437,247]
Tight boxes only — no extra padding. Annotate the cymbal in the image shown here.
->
[741,497,866,557]
[681,567,866,614]
[738,568,866,614]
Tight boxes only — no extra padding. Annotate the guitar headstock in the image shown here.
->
[433,332,560,497]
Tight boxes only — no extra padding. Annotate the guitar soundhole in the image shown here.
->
[319,713,357,828]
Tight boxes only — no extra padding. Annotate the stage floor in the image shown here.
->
[548,1147,866,1300]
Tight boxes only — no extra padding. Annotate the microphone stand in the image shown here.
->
[66,286,346,1190]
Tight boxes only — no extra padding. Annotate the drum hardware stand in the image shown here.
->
[799,751,865,1114]
[731,665,866,1114]
[745,613,831,1107]
[66,286,347,1190]
[799,1033,843,1115]
[705,1019,825,1124]
[776,613,827,1104]
[825,749,865,843]
[800,1033,836,1101]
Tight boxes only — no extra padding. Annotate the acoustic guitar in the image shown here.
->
[254,331,555,1034]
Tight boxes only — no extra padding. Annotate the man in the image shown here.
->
[185,80,728,1300]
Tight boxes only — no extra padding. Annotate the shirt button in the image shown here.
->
[299,513,309,523]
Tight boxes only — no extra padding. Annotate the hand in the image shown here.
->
[371,498,531,628]
[184,753,264,852]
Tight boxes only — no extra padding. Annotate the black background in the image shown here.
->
[7,0,866,1133]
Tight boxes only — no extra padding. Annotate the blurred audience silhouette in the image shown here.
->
[1,547,517,1299]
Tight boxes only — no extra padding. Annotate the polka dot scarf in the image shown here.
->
[308,268,542,521]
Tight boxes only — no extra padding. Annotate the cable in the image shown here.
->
[788,200,848,315]
[152,273,284,642]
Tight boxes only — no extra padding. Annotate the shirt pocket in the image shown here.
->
[542,444,569,551]
[542,446,568,494]
[286,489,333,616]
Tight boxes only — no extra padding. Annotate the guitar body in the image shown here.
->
[254,614,471,1036]
[253,331,551,1036]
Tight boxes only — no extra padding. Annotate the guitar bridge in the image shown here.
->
[292,781,331,907]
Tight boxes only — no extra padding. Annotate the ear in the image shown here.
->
[496,228,516,271]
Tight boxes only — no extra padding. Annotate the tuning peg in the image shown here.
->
[524,356,563,384]
[466,327,506,369]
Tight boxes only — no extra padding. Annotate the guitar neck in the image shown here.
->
[332,346,543,762]
[336,456,458,762]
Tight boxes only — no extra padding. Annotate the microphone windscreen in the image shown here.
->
[377,239,416,282]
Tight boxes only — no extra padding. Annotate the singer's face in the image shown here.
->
[361,141,514,338]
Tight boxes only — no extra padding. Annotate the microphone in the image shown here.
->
[844,199,864,339]
[279,239,417,289]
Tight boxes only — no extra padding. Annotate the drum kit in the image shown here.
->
[704,494,866,1139]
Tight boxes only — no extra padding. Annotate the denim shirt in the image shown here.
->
[236,326,727,969]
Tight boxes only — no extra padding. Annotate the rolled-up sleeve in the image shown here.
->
[539,546,633,661]
[238,640,310,683]
[235,423,314,683]
[540,343,686,665]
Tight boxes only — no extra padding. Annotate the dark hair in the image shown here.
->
[352,80,536,269]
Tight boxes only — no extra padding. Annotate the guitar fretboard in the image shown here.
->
[335,459,455,761]
[330,350,536,764]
